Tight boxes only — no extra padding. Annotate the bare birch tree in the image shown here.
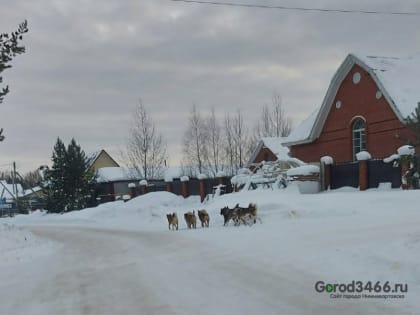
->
[182,105,207,176]
[125,100,167,180]
[223,110,251,175]
[271,93,292,137]
[253,92,292,141]
[203,108,222,177]
[223,113,236,176]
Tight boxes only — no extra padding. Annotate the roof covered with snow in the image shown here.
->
[0,180,24,200]
[96,166,184,183]
[96,167,140,183]
[283,53,420,146]
[247,137,304,166]
[358,54,420,119]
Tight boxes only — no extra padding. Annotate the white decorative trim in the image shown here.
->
[352,72,361,84]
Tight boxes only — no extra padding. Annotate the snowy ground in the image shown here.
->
[1,183,419,314]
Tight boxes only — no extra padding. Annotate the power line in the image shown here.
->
[169,0,420,16]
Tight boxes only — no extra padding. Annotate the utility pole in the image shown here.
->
[12,162,19,212]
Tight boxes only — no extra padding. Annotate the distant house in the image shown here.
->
[0,180,24,202]
[87,149,120,173]
[246,137,304,170]
[23,186,46,210]
[283,53,419,163]
[94,166,184,202]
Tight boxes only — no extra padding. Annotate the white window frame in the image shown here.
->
[352,118,366,161]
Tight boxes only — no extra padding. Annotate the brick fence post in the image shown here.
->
[139,180,148,195]
[356,151,371,191]
[358,160,368,191]
[181,176,189,198]
[320,156,333,190]
[198,174,207,202]
[128,183,136,198]
[165,176,173,193]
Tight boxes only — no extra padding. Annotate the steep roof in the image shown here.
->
[283,53,420,146]
[87,149,120,172]
[0,180,24,201]
[246,137,304,166]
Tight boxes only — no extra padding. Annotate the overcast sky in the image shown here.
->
[1,0,420,173]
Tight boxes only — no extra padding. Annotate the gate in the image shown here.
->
[330,162,359,189]
[367,160,401,189]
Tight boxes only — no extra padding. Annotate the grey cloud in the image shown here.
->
[1,0,420,172]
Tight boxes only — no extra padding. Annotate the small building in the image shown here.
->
[247,137,304,170]
[87,149,120,174]
[283,53,419,163]
[0,180,24,202]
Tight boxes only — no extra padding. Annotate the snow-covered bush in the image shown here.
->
[384,145,418,189]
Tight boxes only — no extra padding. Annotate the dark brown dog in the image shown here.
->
[197,209,210,227]
[184,211,197,229]
[166,212,178,231]
[220,204,239,226]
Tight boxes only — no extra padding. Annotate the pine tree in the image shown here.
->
[406,102,420,146]
[45,138,96,213]
[65,139,96,211]
[1,20,29,142]
[404,103,420,188]
[45,138,67,213]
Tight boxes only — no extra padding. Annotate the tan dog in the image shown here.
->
[184,211,197,229]
[197,209,210,227]
[166,212,178,231]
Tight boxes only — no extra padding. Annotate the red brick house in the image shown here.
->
[247,137,289,166]
[246,137,304,170]
[283,54,419,163]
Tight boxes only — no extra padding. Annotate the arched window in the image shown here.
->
[352,118,366,160]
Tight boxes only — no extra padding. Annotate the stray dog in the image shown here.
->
[220,204,239,226]
[197,209,210,227]
[184,211,197,229]
[166,212,178,231]
[235,203,258,226]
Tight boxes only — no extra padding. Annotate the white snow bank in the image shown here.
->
[6,184,420,312]
[287,165,320,176]
[0,222,57,266]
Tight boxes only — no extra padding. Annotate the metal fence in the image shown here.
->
[367,159,401,189]
[330,159,402,190]
[330,162,359,189]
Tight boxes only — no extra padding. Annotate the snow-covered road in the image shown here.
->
[1,225,402,315]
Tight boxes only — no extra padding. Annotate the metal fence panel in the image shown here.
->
[367,160,401,189]
[331,162,359,189]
